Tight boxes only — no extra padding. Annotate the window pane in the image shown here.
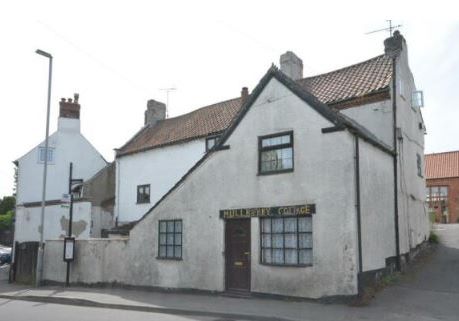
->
[167,246,174,257]
[174,246,182,258]
[272,218,283,233]
[261,218,271,233]
[175,234,182,245]
[167,221,174,233]
[285,249,298,264]
[282,158,293,169]
[175,221,182,233]
[272,249,284,264]
[299,249,313,265]
[284,218,296,232]
[262,249,272,263]
[262,234,271,247]
[285,234,297,248]
[298,217,312,232]
[160,221,167,233]
[272,234,283,248]
[159,246,166,257]
[159,234,166,245]
[167,234,174,245]
[280,135,291,144]
[440,187,448,197]
[299,233,313,248]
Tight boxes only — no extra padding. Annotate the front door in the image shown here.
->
[225,219,251,291]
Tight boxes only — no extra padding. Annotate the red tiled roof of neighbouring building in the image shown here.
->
[116,55,393,157]
[425,151,459,179]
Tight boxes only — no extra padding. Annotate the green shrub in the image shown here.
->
[429,231,439,244]
[0,210,14,230]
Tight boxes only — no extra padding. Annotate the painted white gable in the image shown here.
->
[115,138,206,223]
[16,116,107,205]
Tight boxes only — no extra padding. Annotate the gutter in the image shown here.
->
[392,57,401,271]
[354,136,363,295]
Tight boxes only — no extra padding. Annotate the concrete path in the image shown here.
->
[1,224,458,320]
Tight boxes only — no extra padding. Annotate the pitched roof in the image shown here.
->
[297,55,392,107]
[132,65,394,229]
[116,97,242,156]
[117,55,392,157]
[425,151,459,179]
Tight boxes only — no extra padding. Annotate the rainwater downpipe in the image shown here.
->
[392,57,401,271]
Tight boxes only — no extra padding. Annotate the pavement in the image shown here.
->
[0,224,458,321]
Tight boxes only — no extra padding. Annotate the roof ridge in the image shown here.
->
[426,150,459,156]
[164,96,241,122]
[300,54,387,81]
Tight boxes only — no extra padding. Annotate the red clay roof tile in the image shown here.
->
[117,55,393,157]
[425,151,459,179]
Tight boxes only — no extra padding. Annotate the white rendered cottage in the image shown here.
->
[44,32,429,299]
[14,95,108,242]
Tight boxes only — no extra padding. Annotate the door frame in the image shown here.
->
[224,218,251,292]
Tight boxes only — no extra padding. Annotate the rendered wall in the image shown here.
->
[15,201,92,242]
[115,139,206,223]
[358,139,396,272]
[45,77,364,299]
[394,42,430,254]
[342,100,393,148]
[16,118,107,204]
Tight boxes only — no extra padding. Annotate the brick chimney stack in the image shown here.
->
[145,99,166,126]
[241,87,249,105]
[59,93,81,119]
[384,30,405,58]
[280,51,303,80]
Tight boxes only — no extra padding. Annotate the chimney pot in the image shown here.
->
[280,51,303,80]
[74,93,79,103]
[59,94,80,119]
[145,99,166,126]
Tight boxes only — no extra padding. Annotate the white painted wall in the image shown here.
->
[115,139,206,223]
[16,118,107,204]
[341,100,393,148]
[15,201,92,242]
[45,77,367,299]
[394,42,430,254]
[359,139,396,272]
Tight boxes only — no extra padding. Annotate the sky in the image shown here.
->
[1,0,458,197]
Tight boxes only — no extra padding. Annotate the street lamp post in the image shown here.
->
[35,49,53,287]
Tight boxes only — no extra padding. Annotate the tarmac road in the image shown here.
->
[0,224,458,321]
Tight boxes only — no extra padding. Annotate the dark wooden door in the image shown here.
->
[225,219,251,291]
[14,241,39,285]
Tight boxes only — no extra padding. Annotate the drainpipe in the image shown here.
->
[354,135,363,295]
[392,57,401,271]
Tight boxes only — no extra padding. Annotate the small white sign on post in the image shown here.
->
[61,193,70,208]
[63,237,75,262]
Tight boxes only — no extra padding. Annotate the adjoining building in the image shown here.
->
[425,151,459,223]
[43,31,429,299]
[14,95,114,242]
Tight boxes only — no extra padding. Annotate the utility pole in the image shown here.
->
[35,49,53,287]
[65,162,74,287]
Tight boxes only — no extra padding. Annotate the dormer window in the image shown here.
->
[38,147,54,164]
[205,135,220,152]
